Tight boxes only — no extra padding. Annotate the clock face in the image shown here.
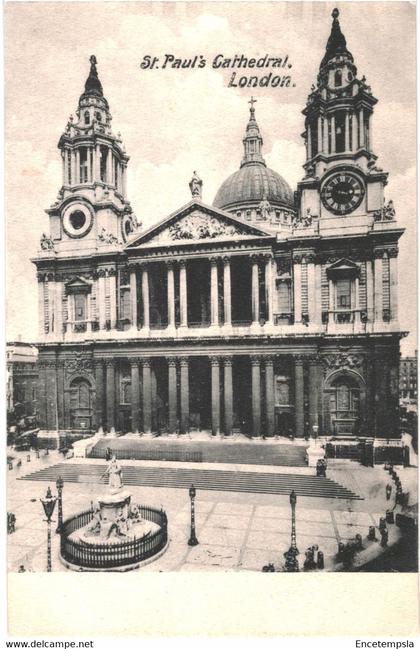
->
[321,173,364,215]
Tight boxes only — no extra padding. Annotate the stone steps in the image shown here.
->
[89,439,307,467]
[20,463,362,500]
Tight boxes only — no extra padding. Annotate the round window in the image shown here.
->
[69,210,86,230]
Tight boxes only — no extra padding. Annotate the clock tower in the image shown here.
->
[297,8,388,230]
[44,55,138,257]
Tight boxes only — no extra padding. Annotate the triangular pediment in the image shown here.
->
[126,200,272,249]
[327,258,360,278]
[65,276,92,294]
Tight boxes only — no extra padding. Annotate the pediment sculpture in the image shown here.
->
[168,213,243,241]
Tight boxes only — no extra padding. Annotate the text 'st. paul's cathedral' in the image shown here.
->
[34,10,404,458]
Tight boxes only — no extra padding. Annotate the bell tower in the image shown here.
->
[296,9,389,228]
[44,55,138,255]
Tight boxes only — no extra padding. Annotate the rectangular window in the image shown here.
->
[79,147,88,183]
[74,293,86,321]
[335,112,346,153]
[336,279,351,309]
[120,288,130,320]
[100,146,108,183]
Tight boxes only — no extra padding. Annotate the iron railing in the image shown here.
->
[60,505,168,569]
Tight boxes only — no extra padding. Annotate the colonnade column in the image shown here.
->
[98,271,106,329]
[308,357,320,435]
[142,359,152,433]
[106,360,116,431]
[94,360,105,430]
[251,256,260,325]
[294,356,304,437]
[130,267,138,329]
[317,116,322,153]
[223,257,232,327]
[366,260,374,322]
[307,124,312,160]
[331,115,336,154]
[75,149,80,185]
[106,147,113,184]
[95,144,100,182]
[265,256,273,325]
[389,249,399,321]
[359,109,365,148]
[322,116,329,153]
[141,265,150,329]
[179,260,188,328]
[168,359,178,433]
[180,357,189,433]
[251,356,261,437]
[37,274,45,338]
[373,251,383,324]
[211,357,220,435]
[344,111,350,151]
[130,359,141,433]
[354,275,360,324]
[54,281,63,336]
[265,357,275,437]
[351,112,358,152]
[166,262,175,328]
[223,357,233,435]
[210,258,219,327]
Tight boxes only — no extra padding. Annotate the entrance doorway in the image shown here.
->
[69,377,93,430]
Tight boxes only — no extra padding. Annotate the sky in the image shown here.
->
[4,1,417,354]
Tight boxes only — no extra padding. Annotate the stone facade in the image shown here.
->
[33,11,404,443]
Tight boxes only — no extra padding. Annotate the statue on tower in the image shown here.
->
[189,171,203,199]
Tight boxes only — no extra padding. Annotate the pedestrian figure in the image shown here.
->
[317,551,324,569]
[26,454,30,462]
[380,528,388,547]
[386,510,394,524]
[304,547,316,571]
[18,565,26,573]
[368,526,377,541]
[8,462,13,470]
[379,517,387,531]
[386,483,392,500]
[36,450,40,459]
[16,459,22,468]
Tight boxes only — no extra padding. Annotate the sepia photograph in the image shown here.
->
[4,0,418,636]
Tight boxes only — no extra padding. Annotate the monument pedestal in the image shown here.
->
[306,440,326,467]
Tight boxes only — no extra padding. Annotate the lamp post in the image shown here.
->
[188,484,199,546]
[283,490,299,572]
[55,476,64,533]
[40,486,57,572]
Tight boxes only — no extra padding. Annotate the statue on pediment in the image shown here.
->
[189,171,203,200]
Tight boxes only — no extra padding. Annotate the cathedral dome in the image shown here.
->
[213,162,294,211]
[213,99,294,214]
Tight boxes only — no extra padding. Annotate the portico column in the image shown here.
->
[130,267,138,329]
[142,359,152,433]
[223,257,232,326]
[130,359,140,433]
[293,257,302,324]
[141,265,150,329]
[374,251,383,323]
[179,260,188,328]
[223,357,233,435]
[109,271,117,329]
[307,255,316,324]
[180,357,189,433]
[251,356,261,437]
[166,262,175,328]
[94,360,105,429]
[106,360,116,431]
[265,256,274,325]
[210,258,219,326]
[251,256,260,324]
[168,358,177,433]
[294,356,305,437]
[389,249,399,321]
[98,271,106,329]
[308,357,320,434]
[265,357,275,437]
[211,357,221,435]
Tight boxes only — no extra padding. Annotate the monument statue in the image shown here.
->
[189,171,203,199]
[101,454,123,494]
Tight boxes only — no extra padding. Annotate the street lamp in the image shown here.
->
[283,490,299,572]
[55,476,64,533]
[188,484,199,546]
[40,486,57,572]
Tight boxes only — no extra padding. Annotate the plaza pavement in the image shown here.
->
[6,447,418,573]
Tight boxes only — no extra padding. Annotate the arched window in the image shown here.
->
[84,111,90,125]
[334,69,342,87]
[70,377,91,409]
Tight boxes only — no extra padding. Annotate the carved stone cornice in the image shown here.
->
[321,353,364,374]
